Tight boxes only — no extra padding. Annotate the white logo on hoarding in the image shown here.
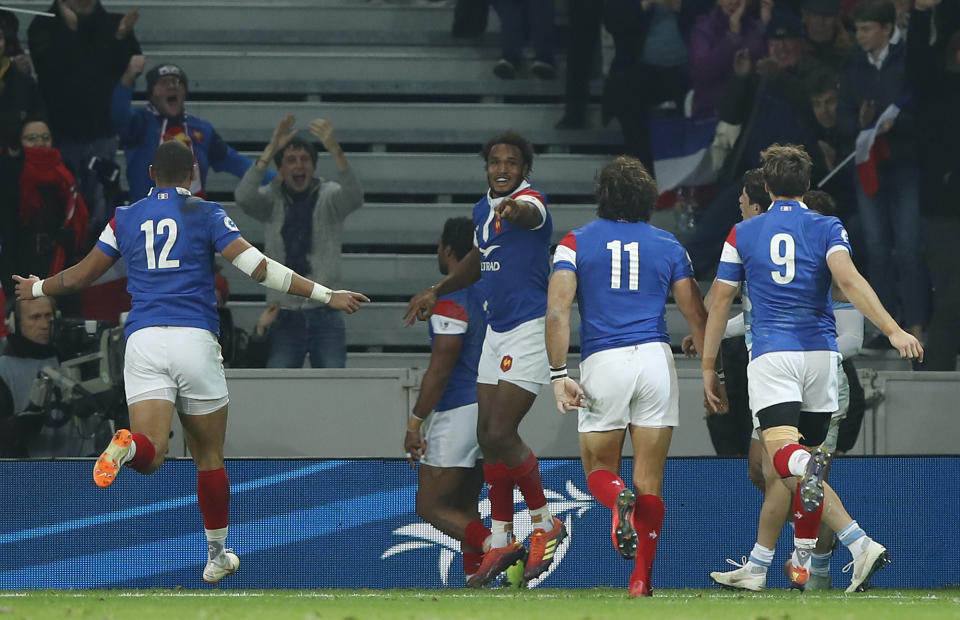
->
[381,481,594,586]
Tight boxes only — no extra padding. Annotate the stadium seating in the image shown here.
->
[119,151,612,198]
[186,101,619,147]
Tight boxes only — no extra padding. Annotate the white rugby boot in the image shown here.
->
[203,549,240,584]
[710,557,766,592]
[843,539,889,593]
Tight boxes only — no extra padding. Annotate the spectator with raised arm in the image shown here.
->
[28,0,141,226]
[234,115,364,369]
[689,0,768,116]
[111,56,274,201]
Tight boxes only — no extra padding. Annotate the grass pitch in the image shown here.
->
[2,589,959,620]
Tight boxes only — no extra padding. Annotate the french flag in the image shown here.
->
[651,116,719,193]
[854,102,902,198]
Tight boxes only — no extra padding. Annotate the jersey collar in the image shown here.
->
[486,179,530,208]
[147,186,193,197]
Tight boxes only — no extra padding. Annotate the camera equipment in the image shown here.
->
[29,318,128,429]
[87,156,121,186]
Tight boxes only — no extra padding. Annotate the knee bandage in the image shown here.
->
[231,247,293,293]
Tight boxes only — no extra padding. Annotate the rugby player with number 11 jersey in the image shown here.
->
[700,144,921,593]
[547,156,709,597]
[14,141,369,584]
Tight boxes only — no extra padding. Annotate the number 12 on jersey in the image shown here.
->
[606,240,639,290]
[140,218,181,270]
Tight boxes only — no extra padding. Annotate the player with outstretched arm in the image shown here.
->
[13,141,368,584]
[404,132,564,587]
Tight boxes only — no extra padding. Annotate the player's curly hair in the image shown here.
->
[441,217,474,261]
[760,144,812,198]
[803,190,838,217]
[480,131,534,174]
[743,168,769,210]
[595,156,658,223]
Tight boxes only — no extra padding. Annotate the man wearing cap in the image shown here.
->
[800,0,854,76]
[28,0,141,226]
[110,55,274,201]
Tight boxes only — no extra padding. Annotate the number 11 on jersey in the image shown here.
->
[606,240,639,290]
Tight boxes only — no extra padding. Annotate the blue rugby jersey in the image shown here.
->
[716,200,851,359]
[429,286,486,412]
[553,218,694,360]
[96,186,241,338]
[472,181,552,332]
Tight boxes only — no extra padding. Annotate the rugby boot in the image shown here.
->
[523,517,567,581]
[93,429,133,488]
[203,549,240,584]
[710,557,766,592]
[785,548,813,590]
[799,448,832,512]
[612,488,638,559]
[466,542,526,588]
[843,539,889,593]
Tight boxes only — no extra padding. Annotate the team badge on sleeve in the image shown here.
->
[223,216,239,232]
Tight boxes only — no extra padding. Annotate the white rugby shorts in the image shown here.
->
[477,316,549,394]
[751,355,848,437]
[124,326,229,415]
[747,350,841,417]
[577,342,679,433]
[420,403,481,469]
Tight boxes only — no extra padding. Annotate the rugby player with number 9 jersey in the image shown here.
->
[700,144,922,593]
[13,141,369,585]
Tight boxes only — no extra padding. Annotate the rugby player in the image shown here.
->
[14,141,369,584]
[545,156,709,597]
[404,132,563,586]
[701,144,921,593]
[404,217,491,584]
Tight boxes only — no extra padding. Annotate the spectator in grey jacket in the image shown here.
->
[235,115,364,368]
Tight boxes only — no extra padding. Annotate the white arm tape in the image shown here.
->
[231,246,293,293]
[310,283,332,304]
[32,279,46,298]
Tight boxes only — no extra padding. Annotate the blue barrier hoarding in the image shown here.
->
[1,458,957,590]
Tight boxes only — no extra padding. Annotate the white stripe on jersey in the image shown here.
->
[98,222,118,251]
[430,314,468,335]
[553,244,576,268]
[826,245,851,258]
[515,194,547,231]
[719,241,742,265]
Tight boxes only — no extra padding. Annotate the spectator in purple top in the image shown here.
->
[689,0,768,116]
